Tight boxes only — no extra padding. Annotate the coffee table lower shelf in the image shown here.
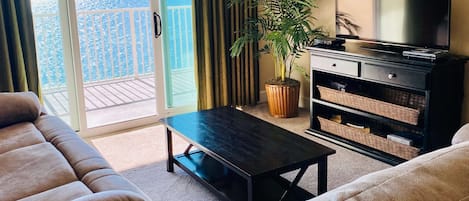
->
[173,151,314,201]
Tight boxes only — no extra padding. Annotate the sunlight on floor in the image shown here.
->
[89,124,190,172]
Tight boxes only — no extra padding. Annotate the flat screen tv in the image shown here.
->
[336,0,450,50]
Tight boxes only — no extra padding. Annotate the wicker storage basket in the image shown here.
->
[318,117,419,160]
[317,86,420,125]
[379,87,426,111]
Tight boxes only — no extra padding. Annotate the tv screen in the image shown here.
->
[336,0,450,50]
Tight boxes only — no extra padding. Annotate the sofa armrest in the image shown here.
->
[0,92,41,128]
[71,190,147,201]
[452,123,469,145]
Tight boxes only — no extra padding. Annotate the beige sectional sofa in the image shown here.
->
[0,92,150,201]
[310,123,469,201]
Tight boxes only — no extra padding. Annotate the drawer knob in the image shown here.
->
[331,63,337,67]
[388,73,397,79]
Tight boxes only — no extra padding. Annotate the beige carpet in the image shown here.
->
[89,104,390,201]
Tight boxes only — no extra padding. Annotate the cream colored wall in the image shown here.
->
[259,0,469,123]
[336,0,375,37]
[258,0,335,106]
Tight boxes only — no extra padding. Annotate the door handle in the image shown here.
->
[153,12,162,38]
[388,73,397,79]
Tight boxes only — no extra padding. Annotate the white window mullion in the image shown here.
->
[58,0,87,133]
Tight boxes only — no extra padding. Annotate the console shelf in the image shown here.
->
[312,99,424,131]
[307,42,466,164]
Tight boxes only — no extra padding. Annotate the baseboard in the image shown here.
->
[258,90,310,110]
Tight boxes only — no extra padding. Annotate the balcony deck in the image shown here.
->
[43,77,154,116]
[43,70,196,127]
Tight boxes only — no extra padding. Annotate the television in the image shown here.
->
[336,0,450,50]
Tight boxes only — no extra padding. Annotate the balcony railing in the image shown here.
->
[33,5,194,92]
[77,7,154,84]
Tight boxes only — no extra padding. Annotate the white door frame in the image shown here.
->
[59,0,196,138]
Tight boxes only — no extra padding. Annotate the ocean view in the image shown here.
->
[32,0,194,89]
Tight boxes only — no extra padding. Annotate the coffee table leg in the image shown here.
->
[166,128,174,172]
[280,166,308,201]
[318,156,328,194]
[247,178,253,201]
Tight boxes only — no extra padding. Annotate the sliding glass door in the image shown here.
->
[161,0,196,108]
[74,0,160,128]
[31,0,196,136]
[31,0,80,130]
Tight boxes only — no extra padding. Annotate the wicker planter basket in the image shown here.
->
[318,117,420,160]
[265,82,300,118]
[317,86,420,125]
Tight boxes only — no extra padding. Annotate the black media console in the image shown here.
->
[306,42,467,165]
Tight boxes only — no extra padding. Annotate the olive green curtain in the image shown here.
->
[0,0,41,99]
[193,0,258,110]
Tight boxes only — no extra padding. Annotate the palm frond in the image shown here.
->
[230,0,324,80]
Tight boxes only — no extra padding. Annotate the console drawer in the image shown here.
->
[311,55,359,76]
[362,64,427,89]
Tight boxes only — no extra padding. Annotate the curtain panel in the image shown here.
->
[0,0,41,99]
[193,0,259,110]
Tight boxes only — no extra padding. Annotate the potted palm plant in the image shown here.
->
[230,0,324,117]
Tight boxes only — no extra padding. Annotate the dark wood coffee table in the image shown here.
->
[162,107,335,201]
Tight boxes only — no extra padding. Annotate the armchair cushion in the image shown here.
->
[452,123,469,145]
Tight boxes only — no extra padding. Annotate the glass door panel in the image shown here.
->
[31,0,197,135]
[74,0,158,128]
[161,0,196,108]
[31,0,80,130]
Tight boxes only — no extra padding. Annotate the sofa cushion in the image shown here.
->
[82,168,150,200]
[71,190,146,201]
[34,115,112,179]
[18,181,93,201]
[0,92,150,201]
[0,143,78,201]
[0,122,46,154]
[0,92,41,128]
[34,115,79,143]
[311,141,469,201]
